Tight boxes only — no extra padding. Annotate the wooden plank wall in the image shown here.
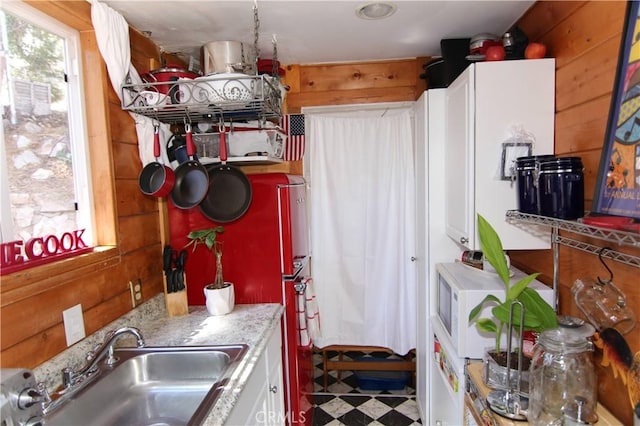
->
[513,2,639,423]
[0,2,165,368]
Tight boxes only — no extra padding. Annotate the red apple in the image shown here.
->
[485,45,506,61]
[525,42,547,59]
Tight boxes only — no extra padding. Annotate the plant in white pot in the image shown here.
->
[468,214,558,390]
[185,226,235,315]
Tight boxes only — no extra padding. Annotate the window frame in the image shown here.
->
[1,0,96,245]
[1,0,118,290]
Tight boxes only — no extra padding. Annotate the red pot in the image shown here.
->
[141,65,200,95]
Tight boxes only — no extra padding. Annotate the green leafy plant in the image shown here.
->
[468,214,557,353]
[185,226,226,289]
[185,226,224,251]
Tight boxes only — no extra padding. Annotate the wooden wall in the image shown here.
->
[0,1,166,368]
[513,2,639,423]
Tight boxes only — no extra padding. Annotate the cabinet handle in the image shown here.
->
[269,385,278,394]
[459,237,469,244]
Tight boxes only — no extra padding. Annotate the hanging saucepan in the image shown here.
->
[199,130,252,222]
[170,122,209,209]
[138,125,175,197]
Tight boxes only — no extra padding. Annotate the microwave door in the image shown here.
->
[438,273,452,335]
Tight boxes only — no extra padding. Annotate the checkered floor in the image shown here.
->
[311,349,422,425]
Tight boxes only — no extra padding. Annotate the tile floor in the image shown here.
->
[311,349,422,426]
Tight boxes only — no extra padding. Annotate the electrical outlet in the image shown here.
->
[129,279,143,307]
[63,304,86,346]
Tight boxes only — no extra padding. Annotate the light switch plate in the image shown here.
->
[63,304,86,346]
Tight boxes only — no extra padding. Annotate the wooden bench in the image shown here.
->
[319,345,416,392]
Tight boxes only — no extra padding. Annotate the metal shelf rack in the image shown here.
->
[505,210,640,311]
[121,74,283,125]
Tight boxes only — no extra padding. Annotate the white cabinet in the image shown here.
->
[444,58,555,250]
[226,323,285,425]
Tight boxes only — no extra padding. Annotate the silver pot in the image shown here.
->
[202,41,255,75]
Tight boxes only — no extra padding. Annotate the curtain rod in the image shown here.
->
[302,101,414,116]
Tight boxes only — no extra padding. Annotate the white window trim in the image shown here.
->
[1,0,95,245]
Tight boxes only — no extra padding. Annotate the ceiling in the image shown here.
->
[101,0,535,67]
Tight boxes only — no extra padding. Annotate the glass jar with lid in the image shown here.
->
[528,320,598,425]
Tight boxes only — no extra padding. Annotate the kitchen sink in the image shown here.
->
[44,344,248,426]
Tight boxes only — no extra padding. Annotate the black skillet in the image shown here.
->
[170,123,209,209]
[199,131,252,223]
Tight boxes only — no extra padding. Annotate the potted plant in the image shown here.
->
[468,214,558,390]
[185,226,235,315]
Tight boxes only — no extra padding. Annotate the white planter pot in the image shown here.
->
[204,282,235,316]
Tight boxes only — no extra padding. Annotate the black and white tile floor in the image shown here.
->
[311,349,422,426]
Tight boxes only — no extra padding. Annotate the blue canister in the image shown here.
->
[537,156,585,220]
[515,155,555,214]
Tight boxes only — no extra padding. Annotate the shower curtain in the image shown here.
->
[305,105,416,355]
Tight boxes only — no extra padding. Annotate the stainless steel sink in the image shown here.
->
[44,344,248,426]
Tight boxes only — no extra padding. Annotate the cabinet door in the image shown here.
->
[226,324,285,425]
[473,59,554,250]
[225,350,268,425]
[267,351,286,425]
[445,65,475,249]
[265,326,286,425]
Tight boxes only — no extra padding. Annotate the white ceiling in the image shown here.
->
[101,0,535,66]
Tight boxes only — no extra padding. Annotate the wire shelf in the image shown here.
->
[505,210,640,268]
[121,74,283,124]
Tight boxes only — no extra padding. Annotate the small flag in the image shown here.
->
[280,114,305,161]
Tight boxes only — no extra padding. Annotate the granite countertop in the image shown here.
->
[35,294,284,425]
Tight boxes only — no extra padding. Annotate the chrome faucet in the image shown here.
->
[62,327,145,388]
[40,327,145,416]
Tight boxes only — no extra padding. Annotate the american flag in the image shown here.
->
[280,114,305,161]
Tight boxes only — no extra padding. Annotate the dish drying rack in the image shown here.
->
[121,73,283,125]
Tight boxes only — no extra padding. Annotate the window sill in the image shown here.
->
[0,246,120,300]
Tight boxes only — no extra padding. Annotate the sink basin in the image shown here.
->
[44,344,248,426]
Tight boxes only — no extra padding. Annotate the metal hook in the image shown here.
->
[597,247,614,285]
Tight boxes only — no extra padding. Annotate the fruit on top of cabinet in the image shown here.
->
[485,46,506,61]
[525,42,547,59]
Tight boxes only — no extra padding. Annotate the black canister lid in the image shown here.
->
[538,156,583,172]
[515,154,556,170]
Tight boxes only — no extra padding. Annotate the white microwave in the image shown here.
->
[435,262,554,359]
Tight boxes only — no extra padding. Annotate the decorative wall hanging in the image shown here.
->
[593,0,640,219]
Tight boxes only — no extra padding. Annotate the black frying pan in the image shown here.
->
[199,131,252,222]
[171,123,209,209]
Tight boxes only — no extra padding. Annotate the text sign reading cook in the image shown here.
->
[1,229,92,275]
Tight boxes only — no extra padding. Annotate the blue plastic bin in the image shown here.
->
[353,357,410,391]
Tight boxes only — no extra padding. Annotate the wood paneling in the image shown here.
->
[513,2,638,423]
[284,58,428,113]
[0,1,164,369]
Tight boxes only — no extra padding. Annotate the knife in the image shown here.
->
[163,245,174,293]
[174,250,187,291]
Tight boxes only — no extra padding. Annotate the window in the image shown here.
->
[1,2,94,263]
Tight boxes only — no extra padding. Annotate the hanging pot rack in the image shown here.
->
[121,1,284,125]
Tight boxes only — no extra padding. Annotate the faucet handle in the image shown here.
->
[35,382,51,407]
[86,343,102,362]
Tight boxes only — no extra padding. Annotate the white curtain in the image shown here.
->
[306,105,416,355]
[90,0,170,166]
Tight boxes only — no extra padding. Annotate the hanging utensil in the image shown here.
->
[171,121,209,209]
[199,126,252,222]
[138,124,175,197]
